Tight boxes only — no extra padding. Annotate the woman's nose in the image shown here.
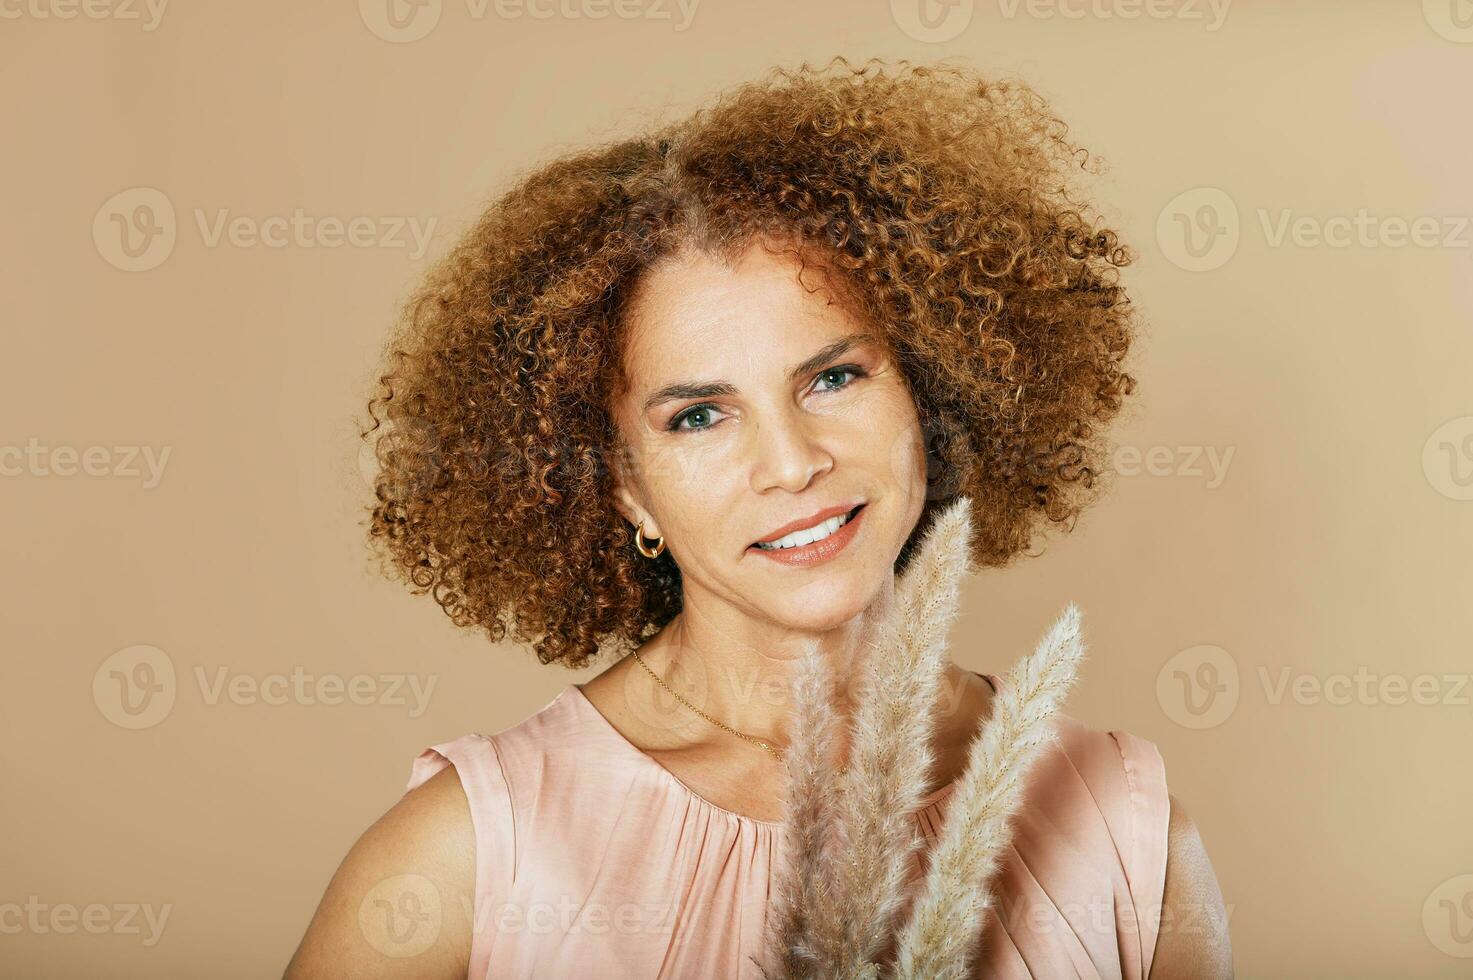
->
[747,409,834,494]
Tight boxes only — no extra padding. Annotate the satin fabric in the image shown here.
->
[403,671,1170,979]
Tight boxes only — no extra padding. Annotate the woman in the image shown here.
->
[285,59,1231,978]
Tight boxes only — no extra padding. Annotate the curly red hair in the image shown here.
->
[363,57,1139,669]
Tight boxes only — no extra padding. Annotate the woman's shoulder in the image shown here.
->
[401,684,591,799]
[288,698,578,977]
[979,666,1171,898]
[1045,712,1171,830]
[400,690,562,832]
[387,688,591,980]
[283,751,479,977]
[398,684,617,864]
[983,709,1172,978]
[1025,710,1171,887]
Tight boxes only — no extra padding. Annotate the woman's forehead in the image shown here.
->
[620,244,869,377]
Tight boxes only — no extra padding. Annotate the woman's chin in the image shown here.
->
[755,582,878,634]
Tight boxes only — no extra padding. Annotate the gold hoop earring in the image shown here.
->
[634,520,666,559]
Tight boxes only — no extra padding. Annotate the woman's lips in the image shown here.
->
[752,501,862,546]
[748,504,866,567]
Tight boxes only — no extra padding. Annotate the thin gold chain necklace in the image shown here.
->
[632,650,850,776]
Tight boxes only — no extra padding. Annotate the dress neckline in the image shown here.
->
[566,669,1000,829]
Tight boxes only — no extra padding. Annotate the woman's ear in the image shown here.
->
[617,498,663,543]
[609,448,661,540]
[612,488,656,538]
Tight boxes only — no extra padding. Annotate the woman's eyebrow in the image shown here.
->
[641,332,876,413]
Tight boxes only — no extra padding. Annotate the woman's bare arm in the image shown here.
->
[282,766,477,980]
[1148,793,1234,979]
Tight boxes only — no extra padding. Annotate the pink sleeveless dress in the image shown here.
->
[403,672,1171,979]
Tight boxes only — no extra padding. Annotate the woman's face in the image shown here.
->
[609,239,931,632]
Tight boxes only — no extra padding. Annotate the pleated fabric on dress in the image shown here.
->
[402,672,1170,980]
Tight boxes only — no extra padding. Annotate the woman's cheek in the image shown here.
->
[662,438,739,491]
[864,393,928,505]
[881,424,926,498]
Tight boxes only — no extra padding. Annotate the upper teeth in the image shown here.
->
[757,511,852,550]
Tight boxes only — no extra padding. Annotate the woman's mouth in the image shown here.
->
[749,504,866,567]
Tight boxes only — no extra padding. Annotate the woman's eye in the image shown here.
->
[667,366,865,433]
[669,404,726,433]
[814,365,865,392]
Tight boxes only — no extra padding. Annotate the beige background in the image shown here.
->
[3,1,1472,977]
